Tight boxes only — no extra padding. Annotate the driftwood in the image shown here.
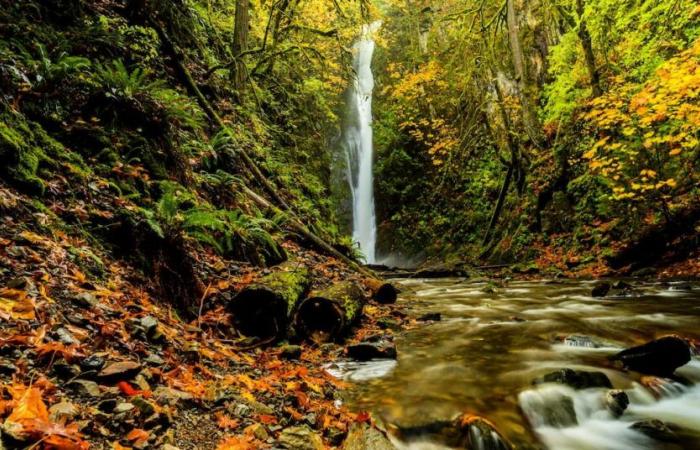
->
[364,278,398,304]
[229,263,310,338]
[294,281,364,342]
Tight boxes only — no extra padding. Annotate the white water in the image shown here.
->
[343,22,381,263]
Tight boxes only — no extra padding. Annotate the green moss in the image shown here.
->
[0,107,90,194]
[0,116,50,194]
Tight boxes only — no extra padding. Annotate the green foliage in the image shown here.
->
[146,182,284,265]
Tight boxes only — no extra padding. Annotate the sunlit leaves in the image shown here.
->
[582,39,700,202]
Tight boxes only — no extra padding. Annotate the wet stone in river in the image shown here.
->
[611,335,691,377]
[534,369,612,389]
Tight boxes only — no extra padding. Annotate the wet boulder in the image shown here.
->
[534,369,612,390]
[605,389,629,417]
[630,419,677,442]
[456,415,511,450]
[611,336,690,377]
[417,312,441,322]
[278,425,324,450]
[346,341,397,361]
[343,423,396,450]
[591,282,611,297]
[390,414,510,449]
[519,388,578,428]
[562,335,603,348]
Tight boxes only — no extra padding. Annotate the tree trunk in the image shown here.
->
[482,70,520,247]
[232,0,250,94]
[575,0,602,97]
[294,281,365,342]
[229,262,310,339]
[506,0,542,145]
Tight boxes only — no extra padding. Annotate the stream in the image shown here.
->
[328,278,700,449]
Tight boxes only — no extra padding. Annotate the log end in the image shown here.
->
[294,297,345,343]
[230,287,288,339]
[373,282,398,304]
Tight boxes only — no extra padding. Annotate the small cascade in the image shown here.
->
[342,21,381,263]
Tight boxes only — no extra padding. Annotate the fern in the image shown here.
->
[95,59,164,98]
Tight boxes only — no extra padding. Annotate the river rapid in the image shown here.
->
[328,278,700,449]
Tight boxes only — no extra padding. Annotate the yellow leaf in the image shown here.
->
[0,289,36,321]
[669,148,682,156]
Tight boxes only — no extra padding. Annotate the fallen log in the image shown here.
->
[229,263,310,339]
[364,278,398,304]
[294,281,365,342]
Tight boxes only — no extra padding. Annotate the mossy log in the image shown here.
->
[230,263,310,339]
[294,281,365,342]
[364,278,398,304]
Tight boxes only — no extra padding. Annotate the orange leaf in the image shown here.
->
[4,387,49,440]
[257,414,277,425]
[126,428,149,445]
[215,412,239,430]
[216,436,256,450]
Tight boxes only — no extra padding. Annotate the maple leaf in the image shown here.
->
[3,386,49,441]
[35,342,84,362]
[215,412,239,430]
[216,436,256,450]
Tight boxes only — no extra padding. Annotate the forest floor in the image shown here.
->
[0,184,411,450]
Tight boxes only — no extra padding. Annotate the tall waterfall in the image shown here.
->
[343,21,381,263]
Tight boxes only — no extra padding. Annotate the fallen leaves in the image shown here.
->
[2,385,88,449]
[0,287,36,320]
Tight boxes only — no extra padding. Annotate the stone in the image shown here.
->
[417,312,441,322]
[458,415,511,450]
[377,318,401,331]
[140,316,158,334]
[132,396,156,416]
[52,360,81,379]
[280,345,302,360]
[562,335,602,348]
[80,354,106,373]
[54,327,78,345]
[153,387,193,406]
[67,379,101,397]
[591,282,611,297]
[342,423,395,450]
[49,400,79,422]
[630,419,677,442]
[605,389,629,417]
[73,292,98,308]
[279,425,324,450]
[535,369,612,389]
[611,336,691,377]
[144,353,165,366]
[98,361,141,381]
[113,402,135,414]
[346,341,397,361]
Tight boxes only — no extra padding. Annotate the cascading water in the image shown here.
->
[342,21,381,263]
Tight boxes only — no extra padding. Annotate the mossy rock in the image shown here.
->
[0,106,89,194]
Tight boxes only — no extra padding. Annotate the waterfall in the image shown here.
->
[342,21,381,263]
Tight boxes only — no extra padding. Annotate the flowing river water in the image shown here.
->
[327,278,700,449]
